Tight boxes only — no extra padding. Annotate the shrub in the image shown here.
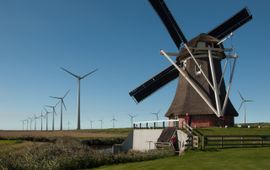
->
[0,138,174,169]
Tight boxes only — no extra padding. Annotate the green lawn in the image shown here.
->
[95,147,270,170]
[196,127,270,136]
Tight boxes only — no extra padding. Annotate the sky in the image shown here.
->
[0,0,269,130]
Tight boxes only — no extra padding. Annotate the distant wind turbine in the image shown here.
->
[61,67,98,130]
[40,110,44,131]
[28,117,33,130]
[50,89,70,131]
[33,114,39,131]
[46,102,59,131]
[238,90,254,124]
[44,107,52,131]
[21,120,25,131]
[89,120,94,129]
[128,114,136,128]
[99,119,103,129]
[111,116,117,128]
[151,109,161,120]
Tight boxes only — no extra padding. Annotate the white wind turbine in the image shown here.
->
[40,110,44,131]
[99,119,103,129]
[33,114,39,131]
[45,102,59,131]
[44,107,52,131]
[151,109,161,121]
[61,67,98,130]
[111,116,117,128]
[128,114,136,128]
[89,120,94,129]
[238,90,254,124]
[28,116,33,130]
[50,89,70,131]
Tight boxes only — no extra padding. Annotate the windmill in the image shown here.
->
[28,117,33,130]
[111,116,117,128]
[151,109,161,120]
[25,119,29,131]
[89,120,94,129]
[44,107,52,131]
[21,120,25,130]
[61,67,98,130]
[40,110,44,131]
[50,89,70,131]
[99,119,103,129]
[45,102,59,131]
[129,0,252,127]
[238,91,253,124]
[33,114,39,131]
[128,114,136,128]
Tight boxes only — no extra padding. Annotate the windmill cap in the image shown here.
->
[177,33,226,61]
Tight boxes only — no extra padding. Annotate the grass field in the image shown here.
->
[196,127,270,136]
[0,128,131,139]
[95,147,270,170]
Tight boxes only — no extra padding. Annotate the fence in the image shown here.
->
[201,135,270,150]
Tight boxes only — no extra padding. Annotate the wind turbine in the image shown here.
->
[28,117,33,130]
[128,114,136,128]
[151,109,161,121]
[50,89,70,131]
[25,119,29,130]
[111,116,117,128]
[40,110,44,131]
[21,120,25,130]
[45,102,59,131]
[33,114,39,131]
[238,91,254,124]
[99,119,103,129]
[44,107,52,131]
[89,120,94,129]
[61,67,98,130]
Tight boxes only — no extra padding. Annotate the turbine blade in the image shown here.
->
[238,102,244,111]
[62,100,67,111]
[49,96,60,99]
[81,68,98,79]
[60,67,80,78]
[63,89,70,98]
[238,90,244,100]
[246,100,254,103]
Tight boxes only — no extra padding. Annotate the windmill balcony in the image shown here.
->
[133,119,186,129]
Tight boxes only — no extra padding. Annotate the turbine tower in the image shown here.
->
[33,114,39,131]
[238,91,253,124]
[46,102,59,131]
[50,89,70,131]
[44,107,52,131]
[28,117,33,130]
[111,116,117,128]
[99,119,103,129]
[89,120,94,129]
[151,109,161,120]
[128,114,136,128]
[40,110,44,131]
[21,120,25,130]
[61,67,98,130]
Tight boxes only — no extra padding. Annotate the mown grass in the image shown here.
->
[95,147,270,170]
[196,127,270,136]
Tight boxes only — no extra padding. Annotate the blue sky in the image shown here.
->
[0,0,269,130]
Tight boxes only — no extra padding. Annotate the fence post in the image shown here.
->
[201,136,205,150]
[221,136,224,148]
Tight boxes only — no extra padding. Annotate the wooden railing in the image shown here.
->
[201,135,270,150]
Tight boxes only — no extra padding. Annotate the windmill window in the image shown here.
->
[195,64,202,75]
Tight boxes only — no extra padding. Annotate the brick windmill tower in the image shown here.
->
[129,0,252,128]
